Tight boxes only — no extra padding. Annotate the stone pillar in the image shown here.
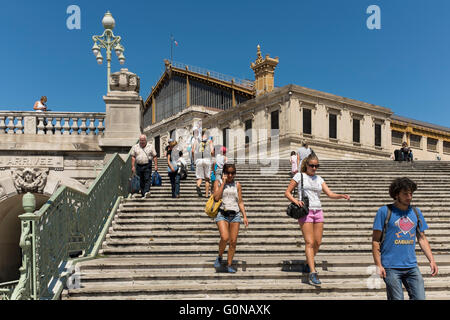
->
[99,68,143,148]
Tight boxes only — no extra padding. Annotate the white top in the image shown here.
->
[293,172,324,210]
[131,143,157,165]
[220,181,240,212]
[35,101,46,112]
[290,155,298,173]
[177,157,187,168]
[297,147,312,163]
[216,154,226,169]
[194,139,213,161]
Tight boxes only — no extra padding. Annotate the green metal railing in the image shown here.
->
[0,280,19,300]
[4,151,132,300]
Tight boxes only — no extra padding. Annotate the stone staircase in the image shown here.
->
[62,160,450,300]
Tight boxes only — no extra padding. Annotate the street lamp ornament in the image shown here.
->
[92,11,125,92]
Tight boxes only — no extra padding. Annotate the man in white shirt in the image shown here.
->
[130,134,158,198]
[297,141,312,169]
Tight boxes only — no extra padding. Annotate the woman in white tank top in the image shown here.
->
[212,163,248,273]
[34,96,47,112]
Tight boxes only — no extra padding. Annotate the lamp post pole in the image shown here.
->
[92,11,125,93]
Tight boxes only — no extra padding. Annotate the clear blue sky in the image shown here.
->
[1,0,449,128]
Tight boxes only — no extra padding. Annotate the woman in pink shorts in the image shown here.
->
[285,153,350,286]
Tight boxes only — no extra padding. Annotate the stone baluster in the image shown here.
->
[97,117,105,135]
[72,117,80,135]
[45,116,54,135]
[62,117,71,135]
[15,116,23,135]
[88,118,96,135]
[0,116,6,134]
[7,116,16,134]
[36,116,45,135]
[54,117,62,135]
[79,117,87,135]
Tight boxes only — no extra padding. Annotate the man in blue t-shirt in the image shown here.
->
[372,177,438,300]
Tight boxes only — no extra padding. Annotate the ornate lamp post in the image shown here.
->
[92,11,126,92]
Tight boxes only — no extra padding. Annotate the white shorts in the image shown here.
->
[195,158,211,180]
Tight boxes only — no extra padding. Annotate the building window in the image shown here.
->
[374,124,382,147]
[154,136,160,158]
[245,119,252,144]
[303,108,312,135]
[391,131,403,145]
[328,113,337,139]
[410,134,421,149]
[444,141,450,154]
[271,110,279,135]
[427,137,438,152]
[222,127,229,148]
[353,119,360,143]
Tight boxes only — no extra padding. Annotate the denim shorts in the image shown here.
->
[215,211,242,223]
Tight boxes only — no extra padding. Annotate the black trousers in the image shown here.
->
[136,162,152,196]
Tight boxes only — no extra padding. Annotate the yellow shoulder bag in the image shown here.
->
[205,195,222,218]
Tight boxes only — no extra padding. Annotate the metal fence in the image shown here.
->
[1,151,132,300]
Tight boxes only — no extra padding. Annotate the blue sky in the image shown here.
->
[1,0,449,128]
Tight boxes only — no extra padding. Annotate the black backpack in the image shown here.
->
[179,163,188,180]
[379,204,422,246]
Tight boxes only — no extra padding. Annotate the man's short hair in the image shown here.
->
[389,177,417,199]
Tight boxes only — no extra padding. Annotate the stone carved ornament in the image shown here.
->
[12,168,49,193]
[109,68,140,93]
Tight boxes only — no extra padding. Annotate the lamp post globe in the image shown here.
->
[102,11,115,30]
[93,11,124,92]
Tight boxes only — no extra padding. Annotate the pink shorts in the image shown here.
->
[298,209,324,224]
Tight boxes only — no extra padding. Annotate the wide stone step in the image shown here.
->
[103,236,450,247]
[62,277,450,300]
[99,244,450,255]
[110,222,450,232]
[76,266,450,286]
[112,216,450,224]
[74,254,450,269]
[106,229,450,239]
[117,205,450,212]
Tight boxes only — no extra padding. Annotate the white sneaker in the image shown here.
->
[132,193,142,198]
[144,191,151,198]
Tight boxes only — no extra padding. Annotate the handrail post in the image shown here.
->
[11,193,39,300]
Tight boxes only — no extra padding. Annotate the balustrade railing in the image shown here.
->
[171,61,254,90]
[0,111,105,135]
[3,150,132,300]
[0,280,19,300]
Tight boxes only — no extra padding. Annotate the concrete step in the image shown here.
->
[99,245,450,256]
[62,277,450,300]
[105,229,450,238]
[110,223,450,232]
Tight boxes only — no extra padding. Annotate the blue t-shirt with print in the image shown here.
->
[373,205,428,268]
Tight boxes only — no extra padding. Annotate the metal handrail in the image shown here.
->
[171,61,254,89]
[0,280,19,300]
[6,149,132,300]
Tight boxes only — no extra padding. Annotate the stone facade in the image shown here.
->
[144,84,395,160]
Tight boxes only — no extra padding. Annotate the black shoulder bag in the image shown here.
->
[287,173,310,219]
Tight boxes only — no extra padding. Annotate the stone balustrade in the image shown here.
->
[0,112,105,136]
